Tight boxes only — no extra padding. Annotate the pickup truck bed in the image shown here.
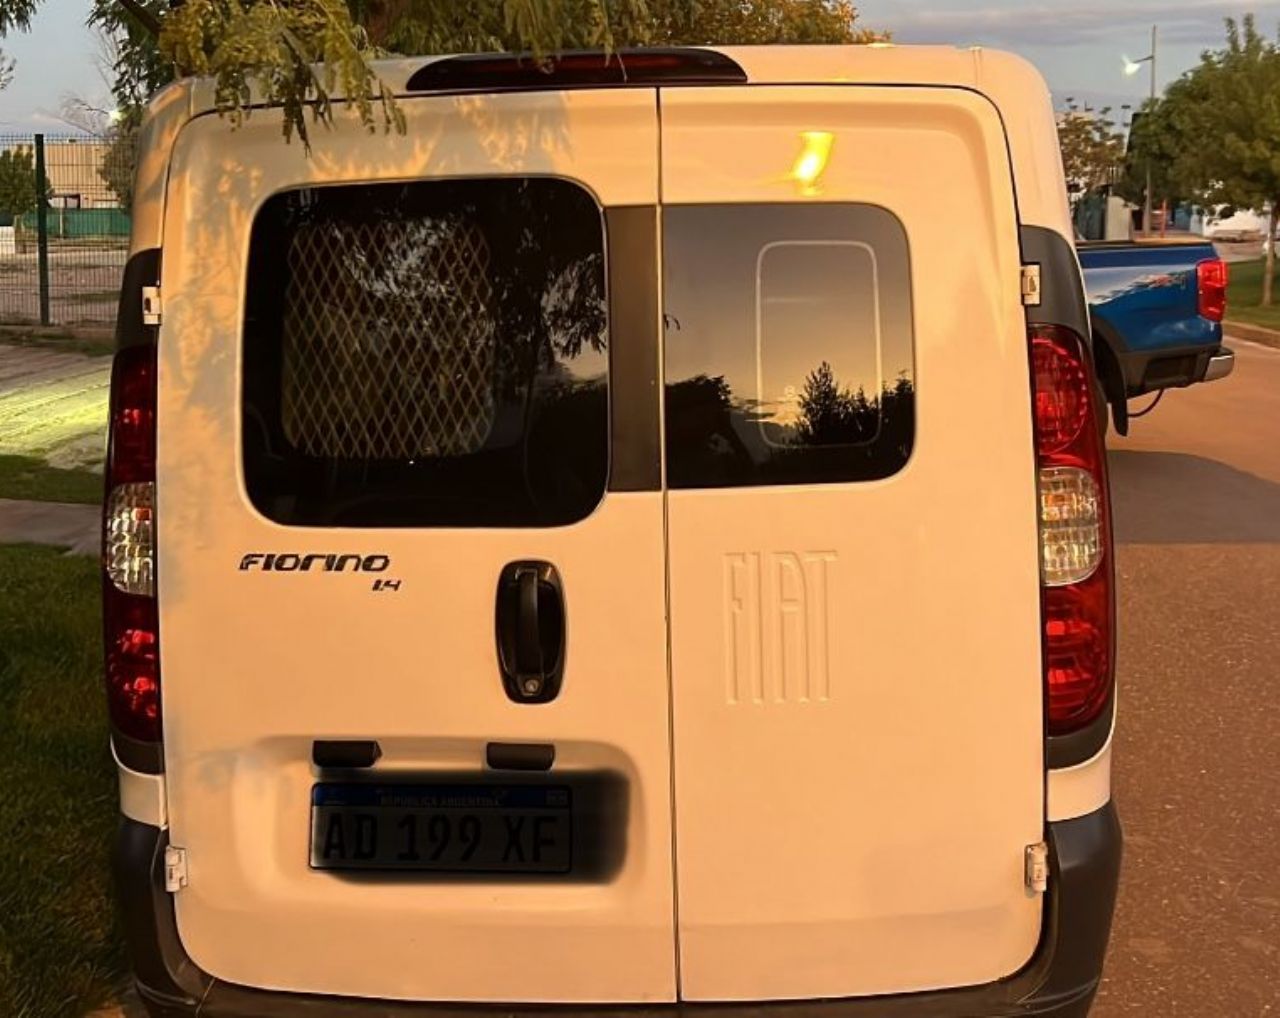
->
[1077,240,1232,430]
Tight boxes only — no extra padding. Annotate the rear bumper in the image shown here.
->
[1120,342,1234,395]
[119,804,1121,1018]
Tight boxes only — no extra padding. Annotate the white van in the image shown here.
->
[105,45,1121,1018]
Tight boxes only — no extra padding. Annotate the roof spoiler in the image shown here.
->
[405,48,747,93]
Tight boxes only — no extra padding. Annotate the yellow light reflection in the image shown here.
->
[790,131,834,195]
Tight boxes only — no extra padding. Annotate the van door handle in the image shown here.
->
[516,568,543,677]
[497,561,565,704]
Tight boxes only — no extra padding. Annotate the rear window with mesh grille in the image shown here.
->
[242,178,609,527]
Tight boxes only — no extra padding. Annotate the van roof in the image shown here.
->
[131,45,1070,254]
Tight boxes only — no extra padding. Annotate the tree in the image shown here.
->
[11,1,878,149]
[1128,16,1280,305]
[1057,107,1126,196]
[0,147,39,218]
[796,361,847,446]
[100,120,140,209]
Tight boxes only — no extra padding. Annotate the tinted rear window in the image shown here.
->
[242,178,608,527]
[663,204,914,488]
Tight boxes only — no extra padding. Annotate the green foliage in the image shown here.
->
[16,1,879,149]
[1057,107,1126,194]
[90,0,174,115]
[356,0,877,51]
[0,0,38,34]
[1129,16,1280,303]
[0,146,46,218]
[98,120,140,210]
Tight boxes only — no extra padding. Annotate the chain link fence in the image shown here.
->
[0,133,132,328]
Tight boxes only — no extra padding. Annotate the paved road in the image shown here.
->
[1093,339,1280,1016]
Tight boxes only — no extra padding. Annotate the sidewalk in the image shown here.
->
[0,497,99,555]
[0,341,109,469]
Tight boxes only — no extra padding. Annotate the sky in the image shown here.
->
[1,1,1280,132]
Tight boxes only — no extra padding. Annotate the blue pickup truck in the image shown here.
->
[1077,241,1233,434]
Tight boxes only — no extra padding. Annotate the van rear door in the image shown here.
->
[156,89,676,1003]
[660,85,1046,1001]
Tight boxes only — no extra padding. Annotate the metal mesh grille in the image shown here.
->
[280,216,497,459]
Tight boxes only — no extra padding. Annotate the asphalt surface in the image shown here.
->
[1092,338,1280,1016]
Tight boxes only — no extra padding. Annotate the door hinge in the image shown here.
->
[1020,264,1042,306]
[1024,841,1049,894]
[141,285,162,325]
[164,845,188,892]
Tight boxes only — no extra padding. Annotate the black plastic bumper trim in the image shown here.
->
[1117,341,1231,396]
[1019,227,1091,343]
[116,248,161,352]
[112,729,165,775]
[1047,693,1114,771]
[118,805,1119,1018]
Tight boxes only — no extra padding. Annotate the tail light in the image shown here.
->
[1197,258,1227,321]
[405,48,748,92]
[103,344,160,743]
[1031,326,1114,735]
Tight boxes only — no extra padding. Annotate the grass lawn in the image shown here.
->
[1226,258,1280,331]
[0,455,103,504]
[0,544,123,1017]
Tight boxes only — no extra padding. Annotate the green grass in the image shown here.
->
[0,455,102,504]
[1226,258,1280,331]
[0,544,123,1018]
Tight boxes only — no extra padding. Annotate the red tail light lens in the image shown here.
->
[105,591,160,740]
[1197,258,1227,322]
[1030,325,1114,735]
[1043,575,1111,728]
[1032,335,1090,456]
[104,344,160,743]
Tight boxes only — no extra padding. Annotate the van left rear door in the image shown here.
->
[156,88,675,1004]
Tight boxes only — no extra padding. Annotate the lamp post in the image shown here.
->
[1125,25,1158,236]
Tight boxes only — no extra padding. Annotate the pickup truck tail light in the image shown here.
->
[103,344,161,743]
[1030,325,1114,735]
[1197,258,1228,321]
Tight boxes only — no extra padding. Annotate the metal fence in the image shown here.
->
[0,133,132,327]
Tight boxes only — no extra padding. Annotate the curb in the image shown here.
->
[1224,320,1280,349]
[0,323,113,342]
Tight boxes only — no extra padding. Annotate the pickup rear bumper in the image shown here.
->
[1203,348,1235,382]
[117,804,1121,1018]
[1121,342,1234,396]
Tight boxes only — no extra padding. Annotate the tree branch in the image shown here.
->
[113,0,161,39]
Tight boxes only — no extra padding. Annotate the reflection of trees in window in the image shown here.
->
[665,363,914,489]
[277,179,606,461]
[246,178,611,527]
[794,360,911,450]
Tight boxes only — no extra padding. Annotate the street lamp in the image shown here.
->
[1124,25,1158,236]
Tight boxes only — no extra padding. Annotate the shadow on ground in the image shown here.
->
[1108,449,1280,544]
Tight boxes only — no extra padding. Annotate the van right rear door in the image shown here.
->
[660,85,1047,1001]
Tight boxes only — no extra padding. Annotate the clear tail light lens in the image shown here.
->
[104,344,160,743]
[1039,466,1103,585]
[1030,325,1114,736]
[106,481,154,596]
[1196,258,1227,322]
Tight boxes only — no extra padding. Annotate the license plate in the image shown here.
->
[310,783,573,873]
